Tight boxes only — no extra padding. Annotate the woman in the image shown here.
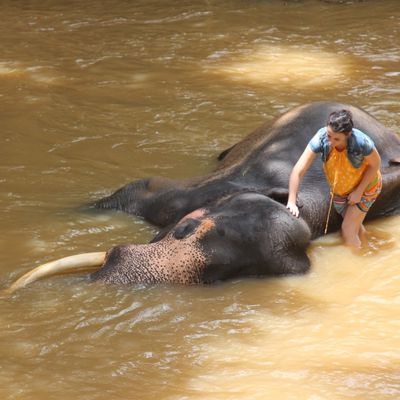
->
[286,109,382,248]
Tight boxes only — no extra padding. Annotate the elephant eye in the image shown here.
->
[173,219,201,240]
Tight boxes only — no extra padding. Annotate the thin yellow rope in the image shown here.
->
[324,190,335,235]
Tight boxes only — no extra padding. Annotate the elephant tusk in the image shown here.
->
[1,252,106,297]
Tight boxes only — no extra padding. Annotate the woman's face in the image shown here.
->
[327,126,349,150]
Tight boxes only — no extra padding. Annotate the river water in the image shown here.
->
[0,1,399,399]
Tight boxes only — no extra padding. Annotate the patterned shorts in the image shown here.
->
[333,176,382,215]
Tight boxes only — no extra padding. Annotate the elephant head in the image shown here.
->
[91,191,312,284]
[3,192,311,295]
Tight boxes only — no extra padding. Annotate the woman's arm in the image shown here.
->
[287,146,317,217]
[347,147,381,205]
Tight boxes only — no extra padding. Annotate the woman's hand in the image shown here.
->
[286,201,300,217]
[347,190,363,206]
[287,146,317,219]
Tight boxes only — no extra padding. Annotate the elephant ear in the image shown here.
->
[260,235,311,277]
[259,207,312,276]
[276,250,311,276]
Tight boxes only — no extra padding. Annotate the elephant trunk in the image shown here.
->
[1,252,106,297]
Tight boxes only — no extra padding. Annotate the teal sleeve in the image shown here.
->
[308,130,323,153]
[362,136,375,156]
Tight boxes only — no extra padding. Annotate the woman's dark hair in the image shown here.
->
[327,109,353,134]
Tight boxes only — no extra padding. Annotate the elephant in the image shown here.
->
[4,101,400,294]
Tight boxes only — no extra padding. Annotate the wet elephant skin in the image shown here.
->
[93,102,400,284]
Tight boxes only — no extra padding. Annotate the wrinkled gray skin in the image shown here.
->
[93,102,400,285]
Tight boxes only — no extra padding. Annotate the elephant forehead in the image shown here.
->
[157,232,212,283]
[191,218,215,238]
[133,218,216,284]
[101,239,209,285]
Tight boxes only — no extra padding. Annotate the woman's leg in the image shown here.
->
[341,205,367,248]
[359,223,368,244]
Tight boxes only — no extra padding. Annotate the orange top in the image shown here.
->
[324,147,379,196]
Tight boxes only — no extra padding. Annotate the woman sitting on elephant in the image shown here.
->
[287,109,382,248]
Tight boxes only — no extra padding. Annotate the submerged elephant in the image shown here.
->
[5,102,400,293]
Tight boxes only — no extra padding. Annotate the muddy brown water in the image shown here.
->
[1,1,399,399]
